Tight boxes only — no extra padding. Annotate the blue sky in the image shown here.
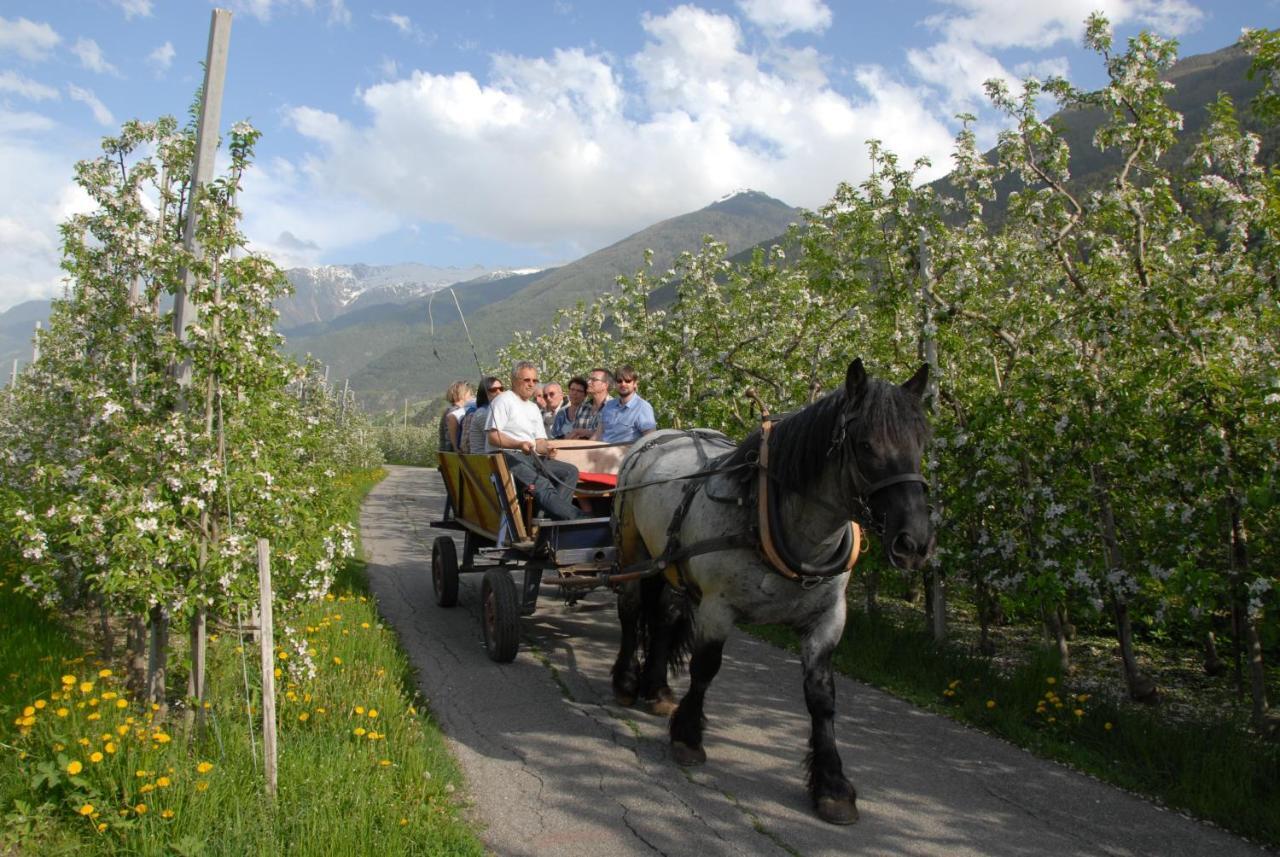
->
[0,0,1275,310]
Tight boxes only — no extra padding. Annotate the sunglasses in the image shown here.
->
[488,386,503,393]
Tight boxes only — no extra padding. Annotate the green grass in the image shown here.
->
[747,608,1280,847]
[0,468,487,856]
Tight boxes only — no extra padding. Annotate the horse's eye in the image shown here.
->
[858,440,874,456]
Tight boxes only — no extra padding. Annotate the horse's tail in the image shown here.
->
[661,584,696,675]
[633,578,696,678]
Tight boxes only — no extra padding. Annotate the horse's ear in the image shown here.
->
[845,358,867,402]
[902,363,929,399]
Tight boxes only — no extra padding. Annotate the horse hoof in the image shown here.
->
[648,694,678,718]
[671,741,706,767]
[816,796,859,825]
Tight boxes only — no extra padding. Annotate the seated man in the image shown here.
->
[485,361,583,521]
[598,364,657,444]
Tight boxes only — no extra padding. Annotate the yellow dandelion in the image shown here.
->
[139,784,154,794]
[195,780,209,792]
[273,668,282,679]
[399,817,408,827]
[298,712,310,722]
[369,709,379,719]
[56,707,69,718]
[361,622,371,629]
[367,731,379,741]
[134,803,147,815]
[161,809,175,819]
[985,700,996,709]
[1104,722,1114,731]
[1073,708,1084,718]
[22,706,35,716]
[332,656,343,665]
[1045,677,1057,685]
[89,752,104,763]
[116,699,127,709]
[67,760,83,775]
[98,668,112,678]
[353,727,367,737]
[79,804,94,816]
[278,651,289,661]
[156,776,171,787]
[101,691,116,700]
[354,706,365,715]
[407,706,416,716]
[135,770,147,778]
[77,738,90,746]
[79,682,93,694]
[62,675,76,686]
[87,713,101,721]
[152,732,172,744]
[96,822,107,832]
[53,743,65,752]
[196,762,214,774]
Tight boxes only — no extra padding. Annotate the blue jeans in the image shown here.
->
[502,452,582,521]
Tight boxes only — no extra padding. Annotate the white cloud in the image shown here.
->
[375,12,412,34]
[72,38,119,75]
[0,16,61,62]
[229,0,350,24]
[277,5,953,256]
[0,129,94,311]
[908,0,1207,112]
[737,0,832,36]
[66,84,115,126]
[0,107,57,134]
[113,0,154,19]
[0,70,60,101]
[147,41,175,75]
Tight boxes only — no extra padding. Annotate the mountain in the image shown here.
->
[0,299,52,380]
[277,262,530,329]
[340,190,802,411]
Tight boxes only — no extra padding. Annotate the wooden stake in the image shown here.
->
[257,538,278,796]
[172,8,232,390]
[32,321,41,362]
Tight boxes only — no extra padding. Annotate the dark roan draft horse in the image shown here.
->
[610,359,935,825]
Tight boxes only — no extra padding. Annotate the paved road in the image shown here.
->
[361,465,1267,857]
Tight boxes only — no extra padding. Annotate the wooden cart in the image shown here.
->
[431,441,627,662]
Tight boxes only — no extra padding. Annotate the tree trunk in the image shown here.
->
[1230,496,1270,730]
[864,565,881,618]
[187,607,208,736]
[1045,602,1071,672]
[928,568,946,643]
[1091,463,1158,703]
[126,615,147,697]
[97,598,114,660]
[147,605,169,717]
[1203,630,1226,677]
[976,578,996,656]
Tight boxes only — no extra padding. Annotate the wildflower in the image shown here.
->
[161,809,174,819]
[197,762,214,774]
[985,700,996,709]
[157,776,171,787]
[134,803,147,815]
[97,822,107,832]
[116,725,128,736]
[67,760,83,775]
[399,818,408,826]
[90,752,104,763]
[79,804,94,816]
[333,656,343,665]
[361,622,371,629]
[379,759,391,767]
[369,709,379,719]
[56,707,69,718]
[34,700,46,710]
[316,707,327,715]
[1046,677,1057,685]
[79,682,94,694]
[1104,722,1114,731]
[62,675,76,686]
[98,669,112,678]
[152,732,172,744]
[278,651,288,661]
[1073,709,1084,718]
[195,780,209,792]
[298,712,310,722]
[353,727,367,737]
[140,784,154,794]
[355,706,365,715]
[116,699,127,709]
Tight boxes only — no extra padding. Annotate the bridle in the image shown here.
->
[822,400,929,536]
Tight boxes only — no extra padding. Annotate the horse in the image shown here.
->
[609,358,935,825]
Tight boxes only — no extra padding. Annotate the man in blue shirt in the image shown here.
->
[597,364,657,444]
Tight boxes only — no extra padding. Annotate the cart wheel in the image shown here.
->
[432,537,459,608]
[482,569,520,663]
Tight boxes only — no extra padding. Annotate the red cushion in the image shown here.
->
[577,472,617,489]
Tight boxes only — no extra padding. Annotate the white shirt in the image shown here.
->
[483,391,546,452]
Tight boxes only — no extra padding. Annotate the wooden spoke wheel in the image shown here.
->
[432,537,459,608]
[481,569,520,663]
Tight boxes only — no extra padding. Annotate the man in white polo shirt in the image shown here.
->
[485,360,582,521]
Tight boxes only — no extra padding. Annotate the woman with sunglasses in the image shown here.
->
[459,376,504,454]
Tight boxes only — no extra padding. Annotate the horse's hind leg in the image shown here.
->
[611,580,644,706]
[639,576,679,716]
[669,636,723,766]
[803,630,858,825]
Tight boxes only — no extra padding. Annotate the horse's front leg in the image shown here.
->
[802,616,858,825]
[669,634,722,766]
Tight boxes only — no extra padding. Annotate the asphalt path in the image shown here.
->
[361,465,1268,857]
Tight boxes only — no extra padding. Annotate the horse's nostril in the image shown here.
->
[893,532,917,556]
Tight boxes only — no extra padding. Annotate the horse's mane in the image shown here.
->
[723,378,929,492]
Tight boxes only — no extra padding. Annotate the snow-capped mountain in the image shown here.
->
[278,262,539,329]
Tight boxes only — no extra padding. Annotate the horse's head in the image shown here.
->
[841,359,935,571]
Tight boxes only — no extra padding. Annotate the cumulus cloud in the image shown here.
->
[67,84,115,126]
[279,5,953,256]
[147,41,175,75]
[736,0,832,36]
[0,16,61,62]
[0,70,60,101]
[374,12,412,34]
[909,0,1206,110]
[72,38,119,75]
[230,0,349,24]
